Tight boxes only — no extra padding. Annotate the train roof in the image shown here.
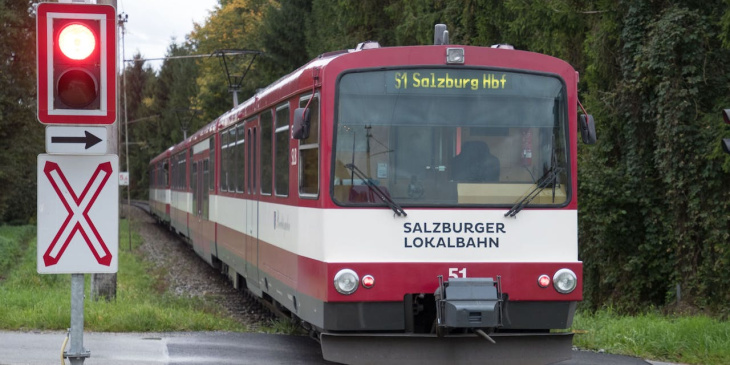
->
[150,145,173,164]
[215,43,575,129]
[217,51,341,130]
[170,138,189,156]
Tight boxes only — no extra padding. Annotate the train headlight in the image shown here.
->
[446,47,465,64]
[553,268,577,294]
[334,269,359,295]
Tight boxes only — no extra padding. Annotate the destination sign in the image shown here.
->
[386,69,511,95]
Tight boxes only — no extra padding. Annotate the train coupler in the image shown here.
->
[434,275,502,332]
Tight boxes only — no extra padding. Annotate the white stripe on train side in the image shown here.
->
[207,194,577,263]
[150,188,171,205]
[171,190,192,214]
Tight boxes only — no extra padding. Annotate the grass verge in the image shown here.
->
[572,309,730,365]
[0,220,246,332]
[0,225,34,279]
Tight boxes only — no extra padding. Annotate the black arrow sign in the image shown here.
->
[51,130,103,150]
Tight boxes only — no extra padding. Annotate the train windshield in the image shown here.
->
[333,68,570,207]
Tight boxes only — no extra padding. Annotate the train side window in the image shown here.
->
[220,129,229,192]
[247,128,252,194]
[172,156,176,189]
[220,126,237,192]
[171,157,176,189]
[261,110,273,195]
[227,127,236,193]
[174,155,178,189]
[203,159,210,219]
[253,129,257,193]
[275,104,290,197]
[163,161,169,188]
[192,162,198,215]
[236,124,245,192]
[176,151,186,189]
[299,93,319,198]
[209,138,214,191]
[175,154,178,190]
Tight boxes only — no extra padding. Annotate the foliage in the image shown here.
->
[0,0,43,224]
[123,53,158,198]
[189,0,267,122]
[0,225,34,279]
[579,0,730,313]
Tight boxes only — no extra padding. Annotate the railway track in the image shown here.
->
[126,202,279,331]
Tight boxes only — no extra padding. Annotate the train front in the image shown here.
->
[313,44,581,364]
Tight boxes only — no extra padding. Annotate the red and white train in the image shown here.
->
[150,26,596,364]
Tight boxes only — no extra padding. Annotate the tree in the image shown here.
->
[123,53,157,199]
[579,0,730,311]
[189,0,267,122]
[0,0,43,224]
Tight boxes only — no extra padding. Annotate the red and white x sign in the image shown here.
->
[37,155,118,274]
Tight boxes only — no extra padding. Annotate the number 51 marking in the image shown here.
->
[449,268,467,278]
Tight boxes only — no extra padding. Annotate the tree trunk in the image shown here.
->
[91,274,117,301]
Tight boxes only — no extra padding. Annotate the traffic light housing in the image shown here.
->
[36,3,116,125]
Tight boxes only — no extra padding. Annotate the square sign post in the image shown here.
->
[36,4,118,364]
[37,154,119,274]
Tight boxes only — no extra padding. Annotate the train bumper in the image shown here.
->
[320,331,573,365]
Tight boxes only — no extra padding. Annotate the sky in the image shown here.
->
[116,0,219,70]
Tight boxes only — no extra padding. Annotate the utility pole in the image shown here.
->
[120,11,131,251]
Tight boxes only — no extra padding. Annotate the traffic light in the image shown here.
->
[36,2,116,125]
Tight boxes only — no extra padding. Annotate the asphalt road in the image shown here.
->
[0,331,677,365]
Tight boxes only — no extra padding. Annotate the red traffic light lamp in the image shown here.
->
[57,22,98,109]
[58,23,96,60]
[36,3,116,125]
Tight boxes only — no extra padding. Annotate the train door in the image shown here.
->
[191,145,215,265]
[245,125,261,294]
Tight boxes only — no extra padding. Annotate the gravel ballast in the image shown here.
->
[126,204,275,330]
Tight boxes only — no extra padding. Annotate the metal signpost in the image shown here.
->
[36,2,118,364]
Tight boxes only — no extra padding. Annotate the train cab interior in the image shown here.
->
[332,124,568,207]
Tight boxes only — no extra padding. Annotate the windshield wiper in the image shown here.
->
[345,163,407,217]
[504,167,563,218]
